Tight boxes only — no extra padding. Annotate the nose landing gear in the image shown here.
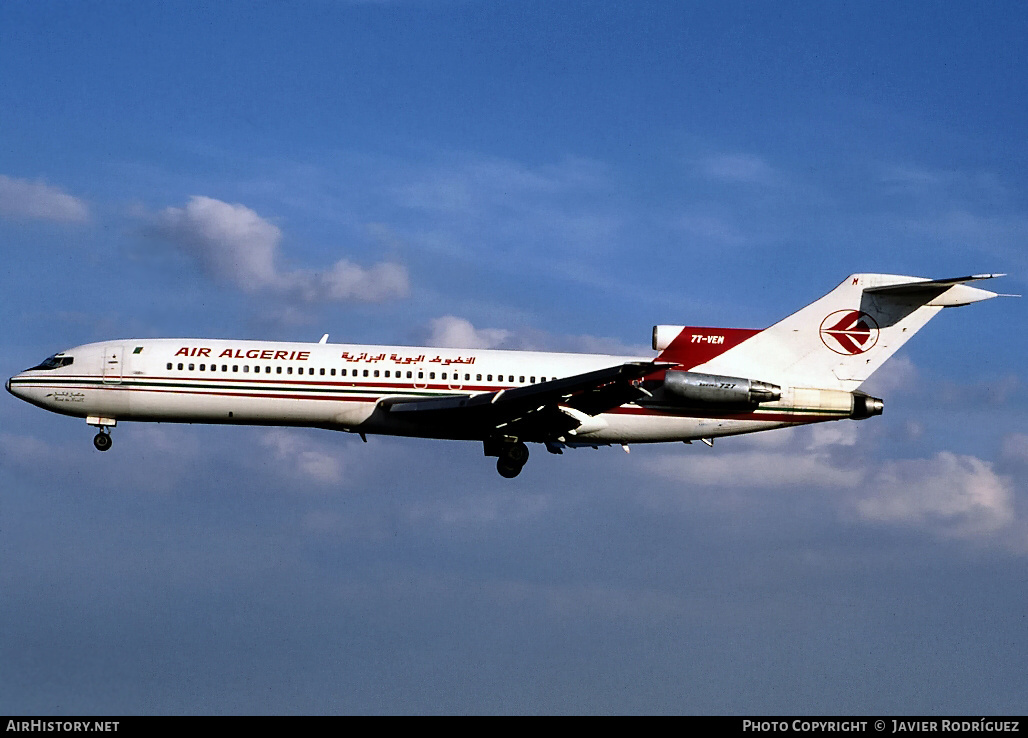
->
[86,416,117,452]
[93,431,112,452]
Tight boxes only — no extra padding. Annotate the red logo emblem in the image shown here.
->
[819,311,880,355]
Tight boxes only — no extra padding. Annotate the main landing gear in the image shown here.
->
[486,439,530,478]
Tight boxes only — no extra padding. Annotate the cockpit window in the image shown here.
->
[29,354,74,371]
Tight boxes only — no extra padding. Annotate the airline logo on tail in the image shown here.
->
[819,310,880,355]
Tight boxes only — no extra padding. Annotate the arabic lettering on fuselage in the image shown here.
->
[340,352,476,365]
[339,352,388,363]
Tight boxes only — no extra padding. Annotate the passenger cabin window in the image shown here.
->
[406,371,412,378]
[519,376,524,383]
[287,367,293,374]
[200,364,206,371]
[331,368,336,376]
[277,366,282,374]
[167,363,173,370]
[232,365,238,372]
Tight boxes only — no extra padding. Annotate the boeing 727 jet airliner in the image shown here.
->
[6,273,1007,477]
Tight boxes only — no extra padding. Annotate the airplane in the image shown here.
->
[6,273,1009,478]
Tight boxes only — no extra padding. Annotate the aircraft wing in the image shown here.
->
[378,361,667,440]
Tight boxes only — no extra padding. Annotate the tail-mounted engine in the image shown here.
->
[658,371,884,419]
[662,370,781,408]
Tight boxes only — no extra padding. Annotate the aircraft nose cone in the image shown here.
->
[7,374,23,398]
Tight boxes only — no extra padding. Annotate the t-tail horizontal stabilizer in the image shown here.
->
[863,273,1008,305]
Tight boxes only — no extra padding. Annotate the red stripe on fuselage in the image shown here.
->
[19,378,831,424]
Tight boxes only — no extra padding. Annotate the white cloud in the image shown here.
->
[856,452,1016,539]
[420,315,651,355]
[153,195,282,288]
[307,259,409,303]
[859,354,918,396]
[423,315,511,349]
[806,422,859,450]
[0,174,89,222]
[648,449,860,490]
[260,429,343,485]
[643,428,1026,550]
[148,195,409,303]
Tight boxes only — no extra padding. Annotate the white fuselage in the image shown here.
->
[7,338,827,445]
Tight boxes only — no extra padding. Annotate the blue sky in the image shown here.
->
[2,1,1026,714]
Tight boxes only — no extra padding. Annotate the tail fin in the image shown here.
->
[666,273,1004,391]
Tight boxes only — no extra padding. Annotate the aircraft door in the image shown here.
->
[102,345,124,384]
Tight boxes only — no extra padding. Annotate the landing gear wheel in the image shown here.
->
[497,459,523,478]
[495,441,529,478]
[93,432,112,452]
[501,441,529,466]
